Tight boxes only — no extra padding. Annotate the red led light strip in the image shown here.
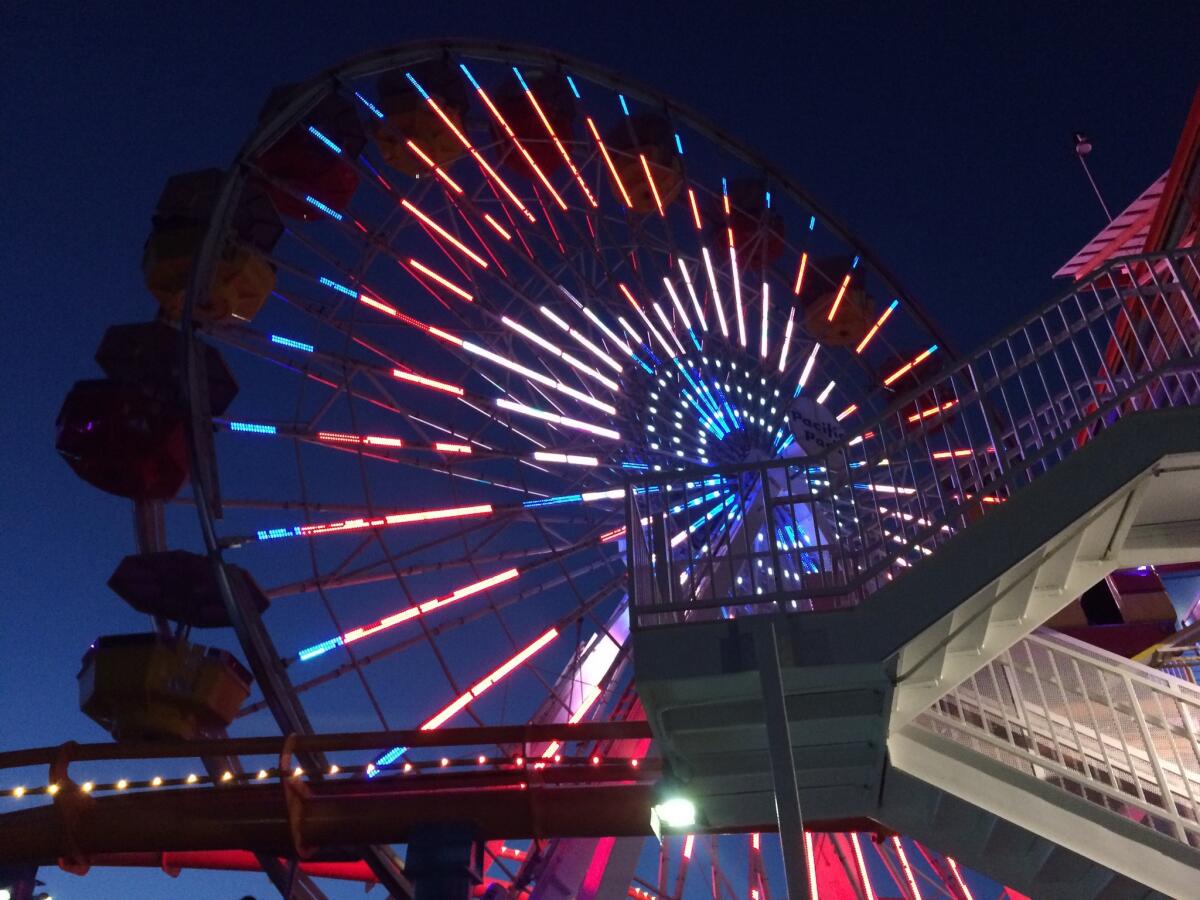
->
[315,431,471,455]
[849,834,877,900]
[890,837,923,900]
[855,301,897,353]
[945,857,975,900]
[638,154,665,216]
[340,569,519,651]
[471,81,569,210]
[408,258,474,302]
[391,368,465,396]
[586,117,632,207]
[404,140,464,194]
[520,82,598,207]
[400,199,488,268]
[906,400,957,422]
[687,188,702,230]
[288,504,493,540]
[883,345,938,386]
[420,94,536,223]
[825,274,852,322]
[422,627,559,730]
[792,252,809,295]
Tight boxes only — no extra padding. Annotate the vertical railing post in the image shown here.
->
[626,476,639,628]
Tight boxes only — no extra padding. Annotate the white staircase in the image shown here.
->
[631,247,1200,896]
[889,407,1200,724]
[879,764,1177,900]
[888,628,1200,898]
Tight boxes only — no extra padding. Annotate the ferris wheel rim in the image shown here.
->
[218,38,951,352]
[178,38,928,741]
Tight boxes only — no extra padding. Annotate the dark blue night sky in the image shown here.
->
[2,3,1197,897]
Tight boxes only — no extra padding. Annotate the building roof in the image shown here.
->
[1053,172,1167,280]
[1056,84,1200,280]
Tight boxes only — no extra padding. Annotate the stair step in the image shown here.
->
[945,605,994,654]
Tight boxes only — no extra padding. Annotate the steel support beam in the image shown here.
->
[755,620,810,899]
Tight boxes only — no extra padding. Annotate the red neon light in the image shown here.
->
[421,627,559,730]
[855,301,897,353]
[404,140,465,194]
[472,83,569,210]
[434,441,472,454]
[340,569,519,649]
[586,117,632,207]
[421,95,536,222]
[638,154,665,216]
[932,448,988,460]
[427,324,464,345]
[294,504,493,539]
[835,403,858,422]
[946,857,975,900]
[883,345,938,386]
[891,837,923,900]
[906,400,957,422]
[825,274,852,322]
[849,834,877,900]
[567,685,602,724]
[521,84,598,207]
[392,368,465,396]
[400,199,488,268]
[682,834,695,859]
[360,294,399,317]
[792,252,809,295]
[356,294,458,346]
[804,833,820,900]
[687,188,702,229]
[318,431,404,449]
[482,212,512,240]
[423,694,473,730]
[408,258,474,302]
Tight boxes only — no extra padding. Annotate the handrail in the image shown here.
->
[915,628,1200,850]
[629,246,1200,625]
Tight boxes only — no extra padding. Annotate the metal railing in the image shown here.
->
[1152,645,1200,685]
[913,629,1200,850]
[628,247,1200,627]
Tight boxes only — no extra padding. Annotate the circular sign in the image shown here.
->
[786,395,844,457]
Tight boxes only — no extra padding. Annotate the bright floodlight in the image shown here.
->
[653,795,697,829]
[0,888,11,900]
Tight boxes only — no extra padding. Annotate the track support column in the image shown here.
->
[405,823,483,900]
[755,618,810,899]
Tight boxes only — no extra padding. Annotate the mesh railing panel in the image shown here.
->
[917,629,1200,850]
[628,247,1200,626]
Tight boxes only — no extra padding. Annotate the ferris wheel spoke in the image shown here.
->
[292,518,615,603]
[290,508,623,664]
[366,573,626,773]
[243,563,624,717]
[246,307,617,458]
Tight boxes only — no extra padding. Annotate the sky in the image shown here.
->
[1,2,1197,897]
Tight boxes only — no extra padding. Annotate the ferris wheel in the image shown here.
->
[55,39,1011,899]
